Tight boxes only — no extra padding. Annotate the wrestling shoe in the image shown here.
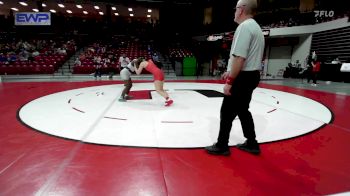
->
[205,143,230,156]
[118,97,126,102]
[125,95,133,100]
[236,140,260,155]
[165,99,173,106]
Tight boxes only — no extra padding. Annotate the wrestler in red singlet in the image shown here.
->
[144,60,164,81]
[134,58,173,106]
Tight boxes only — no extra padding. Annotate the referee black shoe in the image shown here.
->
[205,143,231,156]
[236,140,260,155]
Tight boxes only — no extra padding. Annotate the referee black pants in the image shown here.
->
[217,71,260,147]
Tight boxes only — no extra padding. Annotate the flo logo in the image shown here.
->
[314,10,334,17]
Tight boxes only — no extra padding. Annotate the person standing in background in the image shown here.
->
[205,0,265,156]
[311,59,321,86]
[306,54,313,83]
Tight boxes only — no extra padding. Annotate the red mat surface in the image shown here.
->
[0,81,349,195]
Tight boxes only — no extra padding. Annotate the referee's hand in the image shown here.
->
[223,84,232,95]
[221,71,230,80]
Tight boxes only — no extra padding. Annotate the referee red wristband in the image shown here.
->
[226,76,234,85]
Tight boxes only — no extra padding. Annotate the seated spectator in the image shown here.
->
[74,58,81,66]
[79,53,86,61]
[58,47,67,55]
[94,56,102,64]
[332,57,341,64]
[0,53,7,62]
[8,53,17,62]
[18,49,29,61]
[152,52,159,62]
[27,50,35,62]
[32,50,40,57]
